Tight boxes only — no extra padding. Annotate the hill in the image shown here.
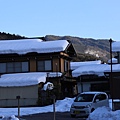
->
[45,35,110,62]
[0,32,26,40]
[0,32,111,62]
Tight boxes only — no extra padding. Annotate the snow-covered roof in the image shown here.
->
[105,64,120,72]
[0,72,62,87]
[70,60,101,70]
[112,41,120,52]
[0,39,69,55]
[72,64,120,77]
[0,72,46,87]
[108,58,118,64]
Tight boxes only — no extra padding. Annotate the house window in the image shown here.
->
[0,62,28,73]
[64,60,68,72]
[14,62,21,72]
[37,60,52,71]
[22,62,29,72]
[7,62,15,72]
[0,63,6,73]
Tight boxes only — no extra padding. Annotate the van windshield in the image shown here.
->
[74,94,95,102]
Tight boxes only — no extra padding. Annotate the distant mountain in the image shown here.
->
[0,32,111,62]
[44,35,111,62]
[0,32,26,40]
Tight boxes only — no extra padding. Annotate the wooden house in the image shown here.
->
[0,39,77,107]
[71,61,110,94]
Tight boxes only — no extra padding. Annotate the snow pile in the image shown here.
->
[1,115,19,120]
[87,106,120,120]
[1,98,120,120]
[42,82,54,91]
[0,97,75,116]
[55,97,75,112]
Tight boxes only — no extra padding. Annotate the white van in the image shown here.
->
[70,91,109,117]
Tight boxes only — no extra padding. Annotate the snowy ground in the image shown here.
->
[0,98,120,120]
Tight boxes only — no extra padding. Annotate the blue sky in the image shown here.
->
[0,0,120,40]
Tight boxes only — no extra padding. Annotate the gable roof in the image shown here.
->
[0,39,70,55]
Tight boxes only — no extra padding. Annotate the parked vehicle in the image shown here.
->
[70,91,109,117]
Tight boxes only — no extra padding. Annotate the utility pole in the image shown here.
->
[109,38,114,110]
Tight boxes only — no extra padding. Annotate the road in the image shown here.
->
[21,112,87,120]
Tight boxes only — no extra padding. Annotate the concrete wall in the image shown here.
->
[0,85,38,107]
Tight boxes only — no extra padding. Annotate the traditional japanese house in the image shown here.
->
[0,39,77,107]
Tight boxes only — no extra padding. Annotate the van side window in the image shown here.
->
[95,94,107,101]
[94,94,100,101]
[100,94,107,100]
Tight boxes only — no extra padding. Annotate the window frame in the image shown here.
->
[64,60,68,72]
[37,60,52,72]
[0,61,29,73]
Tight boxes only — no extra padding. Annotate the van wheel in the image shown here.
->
[91,108,95,113]
[71,114,76,118]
